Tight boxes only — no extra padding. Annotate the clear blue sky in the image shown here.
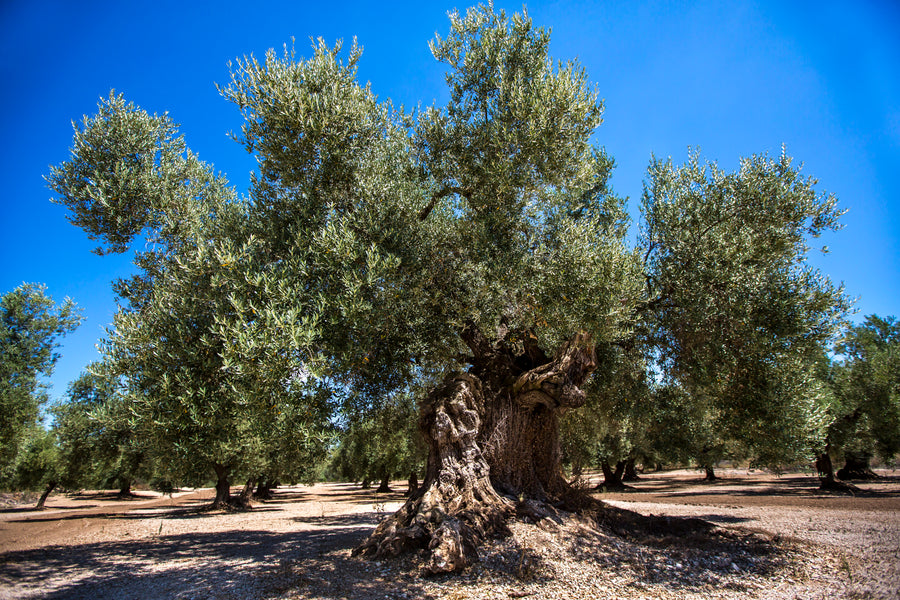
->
[2,0,898,402]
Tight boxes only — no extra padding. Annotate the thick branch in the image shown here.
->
[512,333,596,409]
[418,185,469,221]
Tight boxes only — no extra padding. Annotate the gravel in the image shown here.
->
[1,471,897,600]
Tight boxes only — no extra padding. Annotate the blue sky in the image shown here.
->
[1,0,898,401]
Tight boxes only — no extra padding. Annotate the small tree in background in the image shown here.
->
[330,392,426,494]
[828,316,900,479]
[12,428,60,509]
[0,284,81,481]
[640,150,847,473]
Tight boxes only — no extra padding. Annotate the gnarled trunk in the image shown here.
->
[234,477,255,509]
[623,457,640,482]
[254,480,273,500]
[117,479,133,497]
[597,459,627,490]
[703,465,717,481]
[211,464,232,510]
[406,472,419,497]
[837,453,879,480]
[816,443,857,492]
[376,474,392,494]
[355,330,597,574]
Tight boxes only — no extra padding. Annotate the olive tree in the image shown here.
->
[0,284,81,479]
[48,4,851,573]
[640,150,848,471]
[49,94,329,509]
[828,315,900,479]
[220,7,641,571]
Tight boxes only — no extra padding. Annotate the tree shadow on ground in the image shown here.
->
[0,520,423,600]
[0,503,811,600]
[69,491,159,502]
[599,473,900,502]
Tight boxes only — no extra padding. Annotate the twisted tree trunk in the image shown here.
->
[406,472,419,497]
[623,457,640,482]
[210,464,232,510]
[837,454,879,480]
[816,443,858,492]
[597,459,627,490]
[376,474,392,494]
[355,329,597,574]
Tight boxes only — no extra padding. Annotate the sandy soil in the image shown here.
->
[0,469,897,599]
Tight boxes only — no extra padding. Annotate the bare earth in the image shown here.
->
[1,469,898,600]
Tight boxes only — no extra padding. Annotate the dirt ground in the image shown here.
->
[0,469,898,600]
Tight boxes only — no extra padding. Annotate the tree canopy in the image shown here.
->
[0,284,81,479]
[46,2,853,569]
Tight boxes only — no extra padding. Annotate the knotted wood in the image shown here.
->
[354,330,597,573]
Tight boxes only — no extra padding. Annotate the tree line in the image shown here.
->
[1,3,897,571]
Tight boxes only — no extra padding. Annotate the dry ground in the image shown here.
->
[0,469,898,599]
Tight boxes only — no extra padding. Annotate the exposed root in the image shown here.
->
[354,374,514,574]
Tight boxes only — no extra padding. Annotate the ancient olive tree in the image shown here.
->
[221,5,641,571]
[0,284,81,479]
[47,2,852,573]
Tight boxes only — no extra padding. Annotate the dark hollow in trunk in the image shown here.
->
[836,454,879,481]
[35,481,57,510]
[354,330,597,574]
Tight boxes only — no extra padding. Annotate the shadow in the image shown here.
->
[291,513,383,527]
[68,491,160,502]
[691,514,754,524]
[1,505,98,515]
[598,472,900,502]
[0,514,430,600]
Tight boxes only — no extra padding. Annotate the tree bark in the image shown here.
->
[836,454,879,480]
[376,474,392,494]
[117,479,133,497]
[234,478,255,509]
[816,444,857,492]
[406,472,419,497]
[35,481,57,510]
[703,465,717,481]
[623,457,640,482]
[211,464,232,510]
[254,480,273,500]
[597,459,627,490]
[355,330,597,574]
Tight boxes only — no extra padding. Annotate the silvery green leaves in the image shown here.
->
[47,93,236,257]
[640,149,850,466]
